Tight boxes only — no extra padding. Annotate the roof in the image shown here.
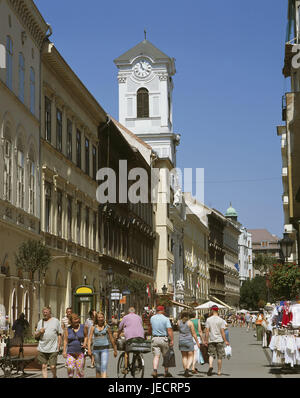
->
[110,117,152,150]
[247,229,280,244]
[225,205,238,217]
[114,39,172,64]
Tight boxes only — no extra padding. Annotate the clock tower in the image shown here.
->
[114,39,180,166]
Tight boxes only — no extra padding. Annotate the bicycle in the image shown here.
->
[117,350,145,378]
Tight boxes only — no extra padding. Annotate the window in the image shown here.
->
[85,207,89,247]
[76,129,81,168]
[137,88,149,118]
[56,108,62,152]
[67,196,72,240]
[85,138,90,175]
[30,68,35,114]
[67,119,72,160]
[18,53,25,102]
[45,182,51,233]
[93,212,97,250]
[45,96,51,142]
[92,145,97,180]
[17,150,25,209]
[23,291,30,323]
[6,36,13,90]
[28,160,35,214]
[77,202,81,244]
[57,190,62,237]
[3,139,12,201]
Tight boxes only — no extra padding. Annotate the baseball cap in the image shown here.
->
[156,305,165,311]
[211,305,219,311]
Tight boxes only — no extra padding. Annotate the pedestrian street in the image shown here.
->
[6,325,299,379]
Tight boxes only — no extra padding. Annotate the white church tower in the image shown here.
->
[114,37,181,166]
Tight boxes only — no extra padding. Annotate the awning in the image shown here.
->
[169,300,193,309]
[209,295,234,310]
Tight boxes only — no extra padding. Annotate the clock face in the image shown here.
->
[133,59,151,78]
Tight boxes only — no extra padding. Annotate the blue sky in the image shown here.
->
[34,0,288,237]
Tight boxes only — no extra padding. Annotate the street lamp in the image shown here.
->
[106,266,114,322]
[279,233,294,262]
[162,284,168,295]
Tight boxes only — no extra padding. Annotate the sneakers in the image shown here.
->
[152,370,158,378]
[207,367,213,376]
[183,369,189,377]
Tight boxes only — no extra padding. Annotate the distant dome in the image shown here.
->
[225,204,238,218]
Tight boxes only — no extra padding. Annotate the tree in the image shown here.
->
[269,262,300,301]
[239,276,268,310]
[15,239,51,279]
[253,253,275,274]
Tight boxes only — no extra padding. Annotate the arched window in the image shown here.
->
[30,67,35,114]
[18,53,25,102]
[6,36,13,90]
[23,291,30,323]
[137,88,149,118]
[11,289,17,324]
[17,148,25,209]
[3,128,12,202]
[28,148,35,215]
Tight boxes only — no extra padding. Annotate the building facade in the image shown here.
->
[183,193,210,307]
[0,0,48,331]
[223,219,240,308]
[278,0,300,264]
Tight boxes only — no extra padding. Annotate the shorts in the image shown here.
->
[151,336,169,357]
[37,351,58,366]
[208,342,225,359]
[179,340,194,352]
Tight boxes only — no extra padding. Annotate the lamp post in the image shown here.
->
[106,265,114,322]
[279,233,294,263]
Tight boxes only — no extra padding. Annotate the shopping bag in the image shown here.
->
[162,348,176,368]
[200,344,209,364]
[224,345,232,359]
[197,347,205,364]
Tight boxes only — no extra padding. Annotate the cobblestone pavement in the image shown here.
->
[2,325,300,378]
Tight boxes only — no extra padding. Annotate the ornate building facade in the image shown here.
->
[0,0,48,331]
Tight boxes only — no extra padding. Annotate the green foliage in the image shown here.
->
[239,276,268,310]
[15,239,51,278]
[269,263,300,301]
[253,253,275,274]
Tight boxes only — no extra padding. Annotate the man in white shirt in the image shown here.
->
[205,305,229,376]
[35,306,63,378]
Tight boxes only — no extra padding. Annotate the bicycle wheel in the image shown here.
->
[131,353,144,378]
[117,353,127,378]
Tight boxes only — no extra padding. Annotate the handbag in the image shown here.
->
[35,320,44,342]
[162,348,176,368]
